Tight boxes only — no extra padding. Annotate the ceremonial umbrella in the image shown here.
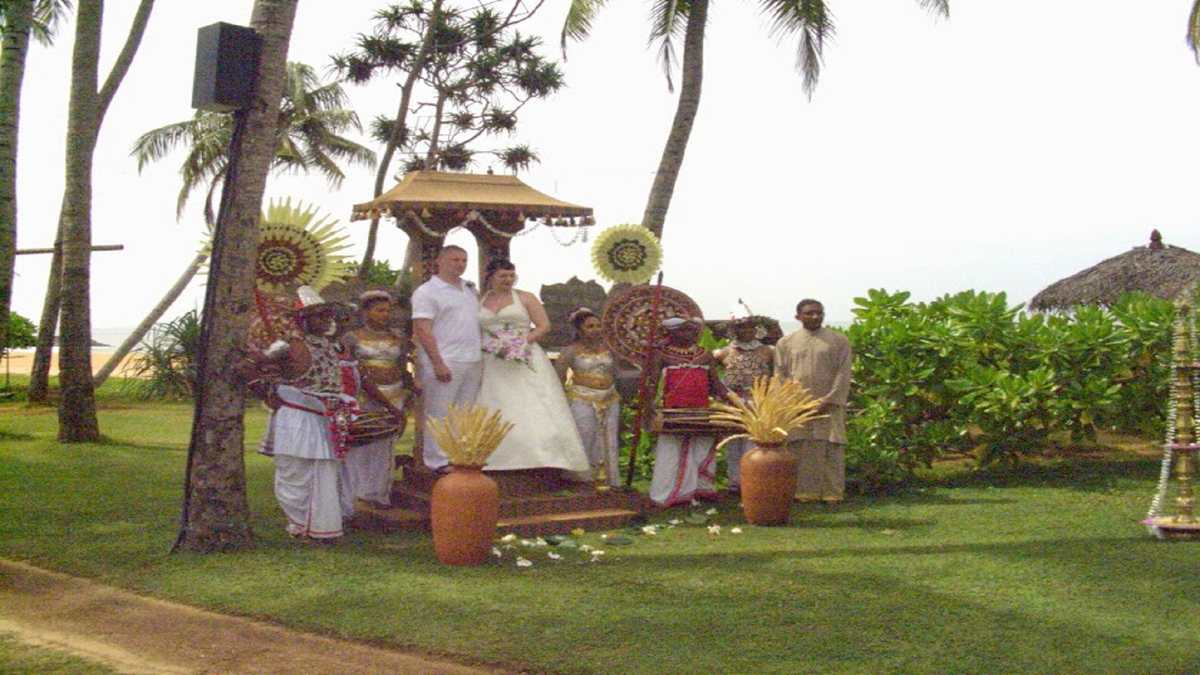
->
[1029,230,1200,311]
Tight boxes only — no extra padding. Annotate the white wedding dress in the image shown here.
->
[476,291,590,472]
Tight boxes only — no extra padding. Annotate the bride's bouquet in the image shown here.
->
[482,325,533,368]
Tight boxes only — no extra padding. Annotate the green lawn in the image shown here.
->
[1,400,1197,674]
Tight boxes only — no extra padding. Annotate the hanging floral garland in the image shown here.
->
[254,198,356,292]
[590,223,663,285]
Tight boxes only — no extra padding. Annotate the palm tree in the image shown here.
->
[0,0,72,361]
[94,62,375,388]
[51,0,154,441]
[173,0,301,553]
[27,0,153,407]
[132,61,375,225]
[563,0,950,241]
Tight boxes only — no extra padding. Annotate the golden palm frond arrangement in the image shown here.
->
[709,375,827,448]
[426,404,515,467]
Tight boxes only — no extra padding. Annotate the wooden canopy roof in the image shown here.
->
[350,170,593,223]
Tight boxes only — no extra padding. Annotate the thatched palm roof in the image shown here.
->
[1029,230,1200,310]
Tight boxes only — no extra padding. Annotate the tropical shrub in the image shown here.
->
[2,312,36,354]
[845,289,1170,489]
[122,311,201,400]
[1105,292,1174,436]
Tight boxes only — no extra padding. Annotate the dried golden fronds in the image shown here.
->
[425,403,515,467]
[709,375,827,448]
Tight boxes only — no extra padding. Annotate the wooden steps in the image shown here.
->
[352,466,652,536]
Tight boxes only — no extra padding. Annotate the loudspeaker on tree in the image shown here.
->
[192,22,261,112]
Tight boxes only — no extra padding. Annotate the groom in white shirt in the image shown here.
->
[411,245,483,472]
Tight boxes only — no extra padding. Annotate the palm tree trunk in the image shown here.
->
[0,0,33,355]
[361,0,443,274]
[94,251,206,387]
[56,0,103,442]
[27,225,61,403]
[640,0,707,242]
[56,0,155,440]
[173,0,299,553]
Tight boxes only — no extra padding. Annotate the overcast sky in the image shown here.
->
[12,0,1200,337]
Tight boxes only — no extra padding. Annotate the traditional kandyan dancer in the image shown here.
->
[645,314,729,506]
[254,287,361,541]
[342,290,411,507]
[555,307,622,488]
[713,311,774,496]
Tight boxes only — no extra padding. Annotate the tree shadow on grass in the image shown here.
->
[922,455,1160,492]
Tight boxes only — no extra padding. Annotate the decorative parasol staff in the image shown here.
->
[591,224,678,486]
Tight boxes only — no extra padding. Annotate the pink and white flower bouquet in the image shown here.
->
[483,325,533,368]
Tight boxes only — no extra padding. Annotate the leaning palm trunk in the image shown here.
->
[362,0,443,274]
[27,223,61,403]
[94,251,207,387]
[639,0,707,242]
[173,0,299,553]
[0,0,33,356]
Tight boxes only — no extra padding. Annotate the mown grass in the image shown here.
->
[0,633,118,675]
[1,400,1197,674]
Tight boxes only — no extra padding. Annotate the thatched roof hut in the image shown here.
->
[1029,230,1200,310]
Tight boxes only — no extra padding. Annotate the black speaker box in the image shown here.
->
[192,22,261,112]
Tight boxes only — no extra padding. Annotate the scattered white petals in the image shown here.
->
[547,551,562,560]
[730,527,743,534]
[707,524,722,535]
[516,557,533,567]
[500,534,517,543]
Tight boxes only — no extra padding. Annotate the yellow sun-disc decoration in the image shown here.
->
[254,198,355,292]
[590,223,663,285]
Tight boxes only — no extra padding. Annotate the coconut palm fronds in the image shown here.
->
[426,404,515,468]
[709,375,826,449]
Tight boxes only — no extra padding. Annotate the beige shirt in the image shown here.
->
[774,327,852,443]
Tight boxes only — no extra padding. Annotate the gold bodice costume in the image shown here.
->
[564,348,619,408]
[347,328,407,410]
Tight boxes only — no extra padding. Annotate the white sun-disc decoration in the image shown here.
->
[591,223,663,285]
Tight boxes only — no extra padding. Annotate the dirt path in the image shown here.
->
[0,559,505,675]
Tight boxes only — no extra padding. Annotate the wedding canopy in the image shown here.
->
[351,170,593,224]
[1030,230,1200,310]
[350,171,593,281]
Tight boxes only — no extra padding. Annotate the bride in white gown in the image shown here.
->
[475,259,590,473]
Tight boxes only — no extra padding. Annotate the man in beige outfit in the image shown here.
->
[774,299,852,503]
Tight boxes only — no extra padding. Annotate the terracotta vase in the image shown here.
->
[430,465,499,566]
[739,444,798,526]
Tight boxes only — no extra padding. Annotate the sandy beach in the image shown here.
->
[2,350,144,378]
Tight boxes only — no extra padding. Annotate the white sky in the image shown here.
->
[11,0,1200,335]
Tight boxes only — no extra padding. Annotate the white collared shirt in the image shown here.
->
[411,276,482,363]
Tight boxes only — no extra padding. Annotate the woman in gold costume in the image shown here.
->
[342,290,411,507]
[555,308,621,487]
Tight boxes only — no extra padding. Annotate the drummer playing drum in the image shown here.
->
[644,314,729,507]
